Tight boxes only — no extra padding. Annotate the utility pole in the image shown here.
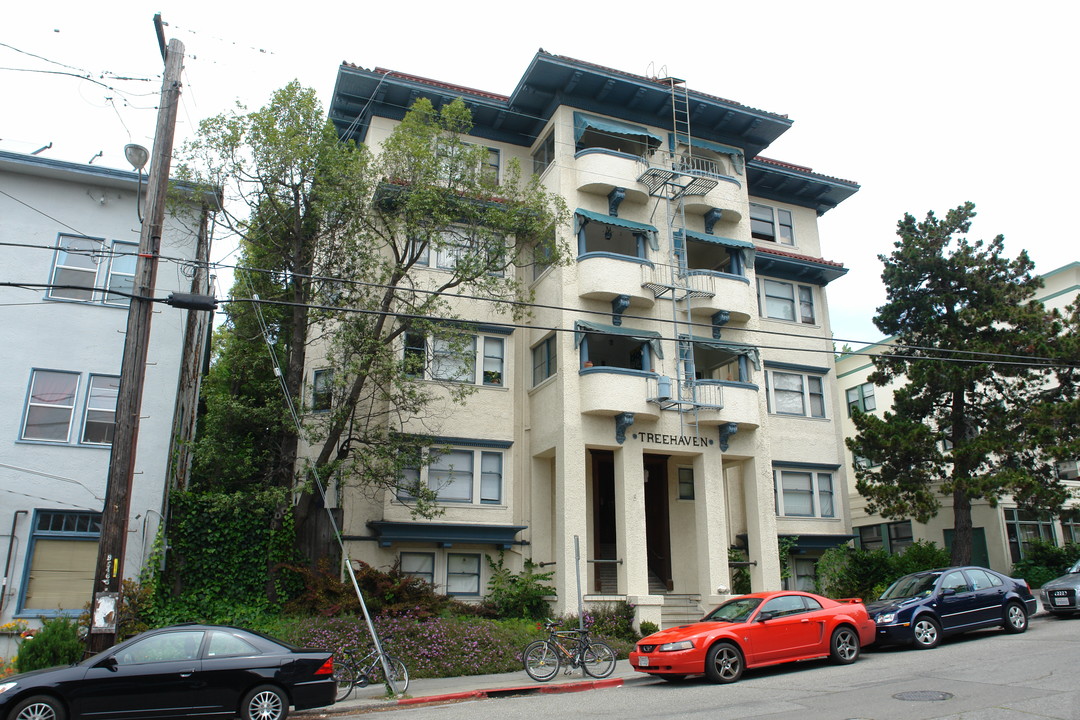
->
[88,31,184,653]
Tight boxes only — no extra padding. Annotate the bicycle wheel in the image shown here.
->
[369,655,410,695]
[523,640,560,682]
[333,659,357,702]
[582,641,616,678]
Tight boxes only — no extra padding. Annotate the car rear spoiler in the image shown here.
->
[836,597,863,604]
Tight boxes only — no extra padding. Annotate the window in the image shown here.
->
[791,559,818,592]
[846,382,877,415]
[446,553,481,595]
[207,630,258,658]
[1005,508,1056,562]
[21,370,79,442]
[766,369,826,418]
[406,332,505,387]
[399,446,504,505]
[759,278,815,324]
[19,511,101,615]
[532,130,555,175]
[48,235,102,301]
[888,521,913,552]
[749,203,794,244]
[1061,513,1080,544]
[774,469,835,518]
[857,524,884,551]
[400,552,435,585]
[482,147,500,182]
[678,467,695,500]
[81,375,119,445]
[311,369,332,412]
[116,631,204,665]
[103,241,137,306]
[411,228,505,276]
[532,336,556,386]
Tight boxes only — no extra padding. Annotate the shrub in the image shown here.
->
[727,547,751,594]
[638,620,659,637]
[1012,540,1080,587]
[482,553,554,620]
[888,540,950,578]
[816,540,955,601]
[15,617,83,673]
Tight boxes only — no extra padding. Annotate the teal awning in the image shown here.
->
[679,228,754,250]
[576,208,659,251]
[682,335,760,369]
[575,320,664,359]
[367,521,527,549]
[574,112,663,147]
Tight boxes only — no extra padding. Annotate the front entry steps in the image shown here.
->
[660,593,703,628]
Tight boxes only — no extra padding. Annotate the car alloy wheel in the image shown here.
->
[705,642,744,684]
[829,626,860,664]
[10,696,66,720]
[241,685,287,720]
[1003,602,1028,633]
[912,616,941,649]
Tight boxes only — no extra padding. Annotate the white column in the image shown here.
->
[694,452,729,607]
[742,456,781,590]
[554,444,589,615]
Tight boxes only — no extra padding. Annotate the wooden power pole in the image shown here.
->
[88,34,184,653]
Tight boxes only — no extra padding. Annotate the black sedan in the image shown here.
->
[866,565,1036,649]
[0,624,335,720]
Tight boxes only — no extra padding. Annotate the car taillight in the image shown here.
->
[315,657,334,676]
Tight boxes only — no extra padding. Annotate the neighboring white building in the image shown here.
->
[319,51,860,627]
[0,151,213,635]
[837,262,1080,571]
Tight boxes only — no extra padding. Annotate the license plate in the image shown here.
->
[1053,597,1070,606]
[638,656,650,667]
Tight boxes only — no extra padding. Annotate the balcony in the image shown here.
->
[647,377,761,429]
[641,261,756,323]
[579,368,660,420]
[577,254,656,308]
[575,149,652,205]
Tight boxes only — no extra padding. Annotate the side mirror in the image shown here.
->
[756,611,774,622]
[95,656,119,672]
[941,587,956,597]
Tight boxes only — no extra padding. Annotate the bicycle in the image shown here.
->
[333,647,409,700]
[522,620,617,682]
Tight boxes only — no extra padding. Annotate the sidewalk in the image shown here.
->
[298,660,646,715]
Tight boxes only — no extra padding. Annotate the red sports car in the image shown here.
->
[629,591,876,683]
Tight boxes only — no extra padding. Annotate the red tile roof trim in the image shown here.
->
[755,244,845,269]
[342,62,510,102]
[754,156,858,186]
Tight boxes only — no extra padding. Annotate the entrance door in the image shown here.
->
[644,455,672,591]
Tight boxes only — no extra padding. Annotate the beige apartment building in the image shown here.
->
[315,51,859,627]
[837,261,1080,572]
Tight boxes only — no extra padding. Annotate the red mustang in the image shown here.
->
[629,591,876,683]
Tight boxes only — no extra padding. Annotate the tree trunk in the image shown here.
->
[951,488,973,565]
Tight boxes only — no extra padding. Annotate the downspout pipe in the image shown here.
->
[1,510,27,617]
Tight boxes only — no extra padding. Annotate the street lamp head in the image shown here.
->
[124,144,149,171]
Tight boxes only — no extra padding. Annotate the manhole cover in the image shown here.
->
[893,690,954,702]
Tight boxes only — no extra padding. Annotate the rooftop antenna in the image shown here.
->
[31,143,53,155]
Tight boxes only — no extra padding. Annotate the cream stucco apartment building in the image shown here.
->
[837,262,1080,572]
[318,51,860,627]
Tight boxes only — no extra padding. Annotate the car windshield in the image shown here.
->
[1070,559,1080,574]
[879,572,940,601]
[702,597,761,623]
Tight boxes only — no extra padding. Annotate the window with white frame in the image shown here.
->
[759,278,815,324]
[81,375,119,445]
[532,336,556,386]
[774,469,836,518]
[19,510,101,615]
[411,228,505,276]
[103,241,138,306]
[678,467,695,500]
[766,369,826,418]
[48,235,103,301]
[21,370,80,442]
[446,553,481,595]
[846,382,876,415]
[405,331,506,387]
[750,203,794,245]
[311,369,333,412]
[399,446,504,505]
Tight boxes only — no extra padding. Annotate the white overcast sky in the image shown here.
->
[4,1,1077,344]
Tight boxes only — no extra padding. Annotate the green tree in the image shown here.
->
[848,202,1070,565]
[180,85,570,561]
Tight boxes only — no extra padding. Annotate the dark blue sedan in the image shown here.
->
[865,566,1036,649]
[0,624,335,720]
